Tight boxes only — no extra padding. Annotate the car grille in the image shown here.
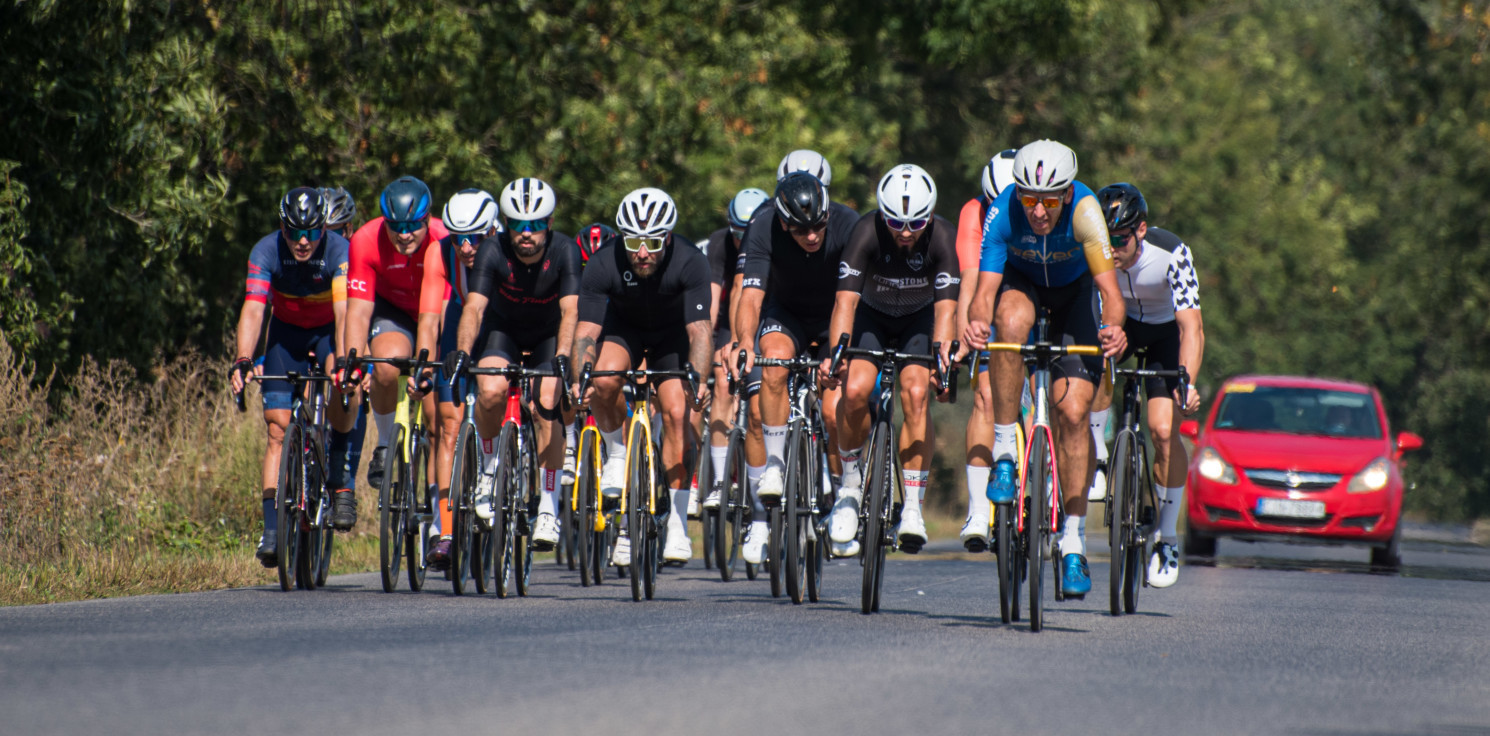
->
[1243,469,1341,490]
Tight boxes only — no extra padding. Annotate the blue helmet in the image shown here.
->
[379,176,432,223]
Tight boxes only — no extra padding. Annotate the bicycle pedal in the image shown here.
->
[662,560,687,568]
[963,538,987,553]
[1065,593,1085,601]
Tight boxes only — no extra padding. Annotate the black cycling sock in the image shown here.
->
[262,498,276,533]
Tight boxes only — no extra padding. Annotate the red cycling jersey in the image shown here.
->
[348,216,450,319]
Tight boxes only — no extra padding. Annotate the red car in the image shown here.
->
[1179,374,1423,568]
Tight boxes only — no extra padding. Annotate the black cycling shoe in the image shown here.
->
[367,446,388,490]
[255,530,278,568]
[331,490,357,531]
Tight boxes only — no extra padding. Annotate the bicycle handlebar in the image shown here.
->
[982,342,1102,356]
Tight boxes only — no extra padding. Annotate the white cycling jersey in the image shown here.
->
[1116,226,1200,325]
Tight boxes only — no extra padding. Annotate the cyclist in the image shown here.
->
[441,178,578,555]
[572,188,713,566]
[561,223,617,484]
[695,187,769,517]
[413,188,501,564]
[955,149,1017,551]
[230,188,358,566]
[825,164,960,555]
[963,139,1127,598]
[1088,182,1204,588]
[344,175,450,543]
[733,171,858,563]
[319,185,372,511]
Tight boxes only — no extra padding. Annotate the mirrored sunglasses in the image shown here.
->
[623,236,666,253]
[287,227,323,241]
[884,216,929,232]
[385,218,426,235]
[507,218,550,233]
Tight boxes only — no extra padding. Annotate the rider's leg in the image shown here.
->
[990,289,1035,501]
[896,363,933,550]
[590,340,632,497]
[963,367,994,537]
[1053,375,1096,557]
[1087,377,1113,501]
[1149,393,1186,541]
[656,377,695,560]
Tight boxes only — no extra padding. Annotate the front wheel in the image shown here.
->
[714,430,746,581]
[1108,431,1135,616]
[276,423,303,592]
[860,430,893,615]
[1026,429,1050,632]
[995,502,1017,623]
[377,426,406,593]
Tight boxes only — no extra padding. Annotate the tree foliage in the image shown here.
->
[2,0,1488,518]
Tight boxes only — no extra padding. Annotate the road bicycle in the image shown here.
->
[968,350,1027,624]
[711,353,756,583]
[579,364,699,601]
[830,337,955,615]
[983,310,1100,632]
[690,377,717,571]
[237,355,337,592]
[356,350,435,594]
[754,353,831,604]
[1104,353,1189,616]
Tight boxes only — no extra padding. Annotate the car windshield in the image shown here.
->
[1213,384,1382,439]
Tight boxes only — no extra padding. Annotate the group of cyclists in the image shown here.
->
[231,137,1205,600]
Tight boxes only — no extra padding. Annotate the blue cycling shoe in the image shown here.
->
[986,459,1017,504]
[1061,553,1092,598]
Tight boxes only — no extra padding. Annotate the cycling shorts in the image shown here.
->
[997,269,1103,383]
[1118,318,1183,397]
[851,303,934,368]
[261,317,334,411]
[369,296,417,346]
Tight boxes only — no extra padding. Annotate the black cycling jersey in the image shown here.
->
[837,213,960,317]
[740,201,859,320]
[578,235,712,331]
[701,226,742,330]
[467,230,580,334]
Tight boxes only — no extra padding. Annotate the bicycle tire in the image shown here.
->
[494,422,518,598]
[1027,429,1050,632]
[297,467,320,590]
[377,425,406,592]
[698,447,715,570]
[995,501,1015,623]
[861,428,891,615]
[628,421,648,602]
[806,432,827,603]
[515,430,536,597]
[576,432,598,587]
[276,422,302,591]
[1108,430,1133,615]
[1122,437,1146,614]
[314,482,334,587]
[714,429,746,581]
[784,425,807,604]
[405,439,429,592]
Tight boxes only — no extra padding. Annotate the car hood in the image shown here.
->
[1206,430,1384,474]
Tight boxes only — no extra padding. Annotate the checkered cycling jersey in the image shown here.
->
[1116,226,1201,325]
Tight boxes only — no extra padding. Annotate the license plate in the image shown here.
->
[1255,497,1326,519]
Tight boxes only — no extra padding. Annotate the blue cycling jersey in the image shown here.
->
[977,181,1114,288]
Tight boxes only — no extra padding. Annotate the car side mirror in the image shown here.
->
[1180,420,1199,441]
[1396,431,1423,453]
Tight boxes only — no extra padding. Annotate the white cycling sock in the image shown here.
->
[965,464,991,519]
[839,443,865,499]
[1060,515,1085,556]
[539,468,558,516]
[901,469,928,517]
[710,443,729,487]
[1157,484,1184,541]
[1090,408,1110,462]
[479,435,500,475]
[601,426,625,465]
[763,424,788,469]
[373,410,395,448]
[669,487,689,534]
[747,464,766,513]
[992,423,1018,464]
[565,422,577,449]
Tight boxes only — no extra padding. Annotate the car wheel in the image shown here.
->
[1183,528,1216,560]
[1370,524,1402,571]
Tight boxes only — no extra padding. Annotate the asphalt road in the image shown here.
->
[3,533,1489,736]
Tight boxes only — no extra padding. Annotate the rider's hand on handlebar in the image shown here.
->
[1098,323,1127,359]
[442,349,469,380]
[1175,384,1201,415]
[963,320,991,350]
[230,358,255,394]
[818,356,843,390]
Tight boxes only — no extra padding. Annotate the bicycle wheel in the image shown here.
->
[806,434,828,603]
[406,440,429,592]
[297,467,321,591]
[275,423,303,591]
[995,501,1015,623]
[1122,439,1146,614]
[494,422,518,598]
[1108,430,1135,616]
[576,434,596,587]
[698,448,715,570]
[714,429,746,581]
[861,429,892,615]
[1026,428,1050,632]
[377,426,406,592]
[515,443,535,597]
[784,426,808,604]
[314,483,335,587]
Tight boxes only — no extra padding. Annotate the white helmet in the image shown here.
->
[1011,140,1078,193]
[442,189,498,235]
[615,187,678,237]
[776,149,832,186]
[498,177,556,220]
[727,187,771,229]
[876,164,937,222]
[981,149,1018,200]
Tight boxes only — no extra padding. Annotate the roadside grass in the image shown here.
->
[0,332,386,606]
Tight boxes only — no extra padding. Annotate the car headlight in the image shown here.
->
[1347,457,1391,493]
[1197,447,1238,485]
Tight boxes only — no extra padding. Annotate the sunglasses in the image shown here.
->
[623,236,666,253]
[385,218,427,235]
[787,222,827,236]
[729,226,745,241]
[286,227,323,242]
[1109,229,1137,249]
[507,218,550,233]
[884,216,929,232]
[453,232,484,248]
[1018,192,1064,210]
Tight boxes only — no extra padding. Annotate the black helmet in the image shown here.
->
[773,171,829,228]
[379,176,432,223]
[279,187,326,230]
[575,222,616,264]
[1096,182,1148,231]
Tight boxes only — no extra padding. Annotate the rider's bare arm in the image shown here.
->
[555,294,579,361]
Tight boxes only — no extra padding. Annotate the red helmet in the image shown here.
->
[575,222,616,264]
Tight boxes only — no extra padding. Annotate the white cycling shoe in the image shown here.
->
[743,520,770,564]
[829,495,860,544]
[664,530,693,562]
[701,488,722,510]
[1087,463,1108,502]
[960,513,990,552]
[830,539,861,558]
[600,456,626,499]
[611,533,631,567]
[896,511,927,553]
[532,513,560,550]
[473,470,497,521]
[756,464,784,505]
[686,480,701,518]
[1148,541,1179,588]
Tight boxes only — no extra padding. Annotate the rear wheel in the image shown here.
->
[1108,431,1135,616]
[768,504,784,598]
[698,449,715,570]
[516,439,536,597]
[1027,430,1050,632]
[405,439,429,592]
[314,484,335,587]
[715,429,746,581]
[784,427,808,604]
